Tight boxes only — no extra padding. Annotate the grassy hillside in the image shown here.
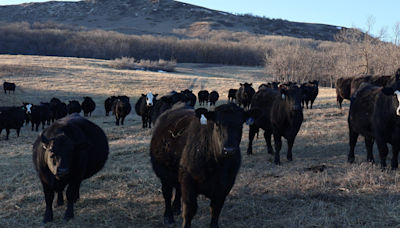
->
[1,55,400,228]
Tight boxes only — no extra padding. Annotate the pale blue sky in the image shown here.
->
[1,0,399,40]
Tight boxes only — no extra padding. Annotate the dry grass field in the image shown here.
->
[1,55,400,228]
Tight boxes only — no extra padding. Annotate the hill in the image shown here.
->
[0,0,345,41]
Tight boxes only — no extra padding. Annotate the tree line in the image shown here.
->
[1,21,399,87]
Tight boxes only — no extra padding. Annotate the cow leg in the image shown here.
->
[286,137,294,161]
[365,139,374,163]
[173,187,181,215]
[31,123,34,131]
[5,128,10,140]
[247,125,258,155]
[42,120,46,129]
[142,116,146,128]
[42,184,54,223]
[161,182,175,224]
[273,131,282,165]
[121,117,125,125]
[57,191,64,206]
[181,178,198,228]
[16,127,21,137]
[306,100,309,109]
[148,116,152,129]
[348,128,358,163]
[264,130,274,154]
[310,100,314,109]
[36,123,39,132]
[115,116,120,126]
[391,145,400,170]
[376,138,388,168]
[337,96,343,109]
[209,196,227,228]
[64,181,81,222]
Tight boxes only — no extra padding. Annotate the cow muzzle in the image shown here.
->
[223,147,236,156]
[56,167,70,178]
[292,105,301,111]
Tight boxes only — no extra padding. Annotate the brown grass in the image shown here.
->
[1,55,400,228]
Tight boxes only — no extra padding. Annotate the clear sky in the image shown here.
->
[1,0,399,40]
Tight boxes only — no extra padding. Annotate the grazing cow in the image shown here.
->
[3,82,16,94]
[336,77,353,109]
[104,96,117,116]
[228,89,237,102]
[81,97,96,117]
[347,82,381,165]
[247,86,304,165]
[197,90,209,106]
[135,92,158,128]
[236,83,255,109]
[151,91,187,124]
[150,103,261,227]
[112,95,131,126]
[49,98,67,122]
[32,114,109,223]
[300,80,319,109]
[27,103,51,132]
[67,100,82,114]
[209,90,219,106]
[0,106,24,140]
[181,89,196,107]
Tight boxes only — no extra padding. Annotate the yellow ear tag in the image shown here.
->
[200,114,207,125]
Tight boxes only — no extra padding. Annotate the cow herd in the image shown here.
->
[8,70,400,227]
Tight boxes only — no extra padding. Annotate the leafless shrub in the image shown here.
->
[109,57,177,72]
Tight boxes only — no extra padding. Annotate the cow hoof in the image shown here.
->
[287,156,293,161]
[164,217,175,225]
[63,217,73,223]
[42,217,53,224]
[173,209,181,216]
[348,158,355,163]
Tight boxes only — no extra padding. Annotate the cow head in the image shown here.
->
[281,86,303,111]
[40,133,91,179]
[195,103,262,156]
[23,102,33,114]
[143,92,157,107]
[381,85,400,116]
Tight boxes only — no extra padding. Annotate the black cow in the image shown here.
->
[104,96,117,116]
[259,82,280,90]
[236,83,255,109]
[209,90,219,106]
[247,85,304,165]
[151,91,187,124]
[336,77,353,109]
[300,80,319,109]
[228,89,237,102]
[32,114,109,223]
[3,82,16,94]
[67,100,82,114]
[0,106,24,140]
[135,92,158,128]
[26,103,51,132]
[181,89,196,107]
[150,103,261,227]
[112,95,131,126]
[347,82,381,165]
[81,97,96,117]
[49,98,67,122]
[40,102,52,125]
[350,75,392,97]
[197,90,209,106]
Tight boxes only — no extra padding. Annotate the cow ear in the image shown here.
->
[249,83,252,86]
[195,108,214,123]
[240,83,244,86]
[141,94,146,97]
[154,94,158,97]
[244,108,263,123]
[381,87,395,96]
[74,141,92,151]
[40,133,49,149]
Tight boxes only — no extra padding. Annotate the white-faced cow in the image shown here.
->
[24,103,51,132]
[81,97,96,117]
[247,85,304,165]
[32,113,109,224]
[150,103,261,227]
[135,92,158,128]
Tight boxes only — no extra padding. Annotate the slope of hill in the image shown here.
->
[0,0,345,41]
